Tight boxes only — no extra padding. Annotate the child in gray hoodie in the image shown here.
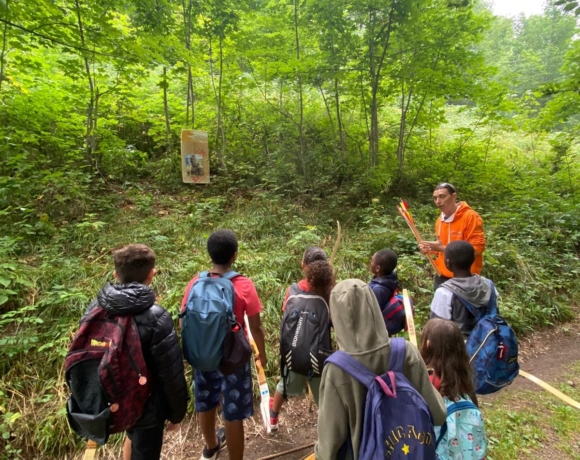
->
[430,241,497,339]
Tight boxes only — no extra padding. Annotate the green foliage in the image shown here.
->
[0,0,579,457]
[484,363,580,459]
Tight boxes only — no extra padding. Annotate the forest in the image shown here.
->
[0,0,579,458]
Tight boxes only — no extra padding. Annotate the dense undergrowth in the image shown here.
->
[1,166,579,457]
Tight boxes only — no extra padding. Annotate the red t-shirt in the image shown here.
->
[282,279,311,311]
[180,273,262,326]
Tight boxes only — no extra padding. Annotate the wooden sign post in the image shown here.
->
[181,129,210,184]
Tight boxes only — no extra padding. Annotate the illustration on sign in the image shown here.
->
[181,130,210,184]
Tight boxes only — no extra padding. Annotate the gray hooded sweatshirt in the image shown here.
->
[315,279,446,460]
[433,275,494,338]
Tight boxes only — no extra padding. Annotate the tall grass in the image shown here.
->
[0,185,579,458]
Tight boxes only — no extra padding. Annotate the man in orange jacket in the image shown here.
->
[419,183,486,290]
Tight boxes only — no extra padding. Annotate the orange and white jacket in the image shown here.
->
[434,201,486,278]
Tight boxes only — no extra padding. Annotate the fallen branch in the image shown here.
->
[256,442,316,460]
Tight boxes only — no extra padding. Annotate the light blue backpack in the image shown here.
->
[435,396,487,460]
[181,271,238,371]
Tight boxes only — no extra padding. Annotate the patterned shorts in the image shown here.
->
[193,361,254,421]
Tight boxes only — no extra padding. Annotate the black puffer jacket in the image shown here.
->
[84,282,188,427]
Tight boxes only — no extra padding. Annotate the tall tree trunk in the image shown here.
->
[359,68,370,162]
[182,0,195,128]
[209,35,226,170]
[294,0,307,181]
[334,77,346,164]
[162,66,172,153]
[0,0,9,93]
[368,8,394,167]
[318,84,336,150]
[217,36,226,162]
[396,81,412,172]
[74,0,96,167]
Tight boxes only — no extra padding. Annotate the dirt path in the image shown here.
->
[89,317,580,460]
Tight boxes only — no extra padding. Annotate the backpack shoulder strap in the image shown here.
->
[387,337,406,373]
[325,351,376,389]
[288,282,303,296]
[222,271,239,281]
[486,279,498,316]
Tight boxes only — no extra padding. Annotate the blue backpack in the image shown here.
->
[455,280,519,394]
[181,271,238,372]
[435,397,487,460]
[326,338,436,460]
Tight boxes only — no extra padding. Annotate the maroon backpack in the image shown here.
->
[65,306,151,444]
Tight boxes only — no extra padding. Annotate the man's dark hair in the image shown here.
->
[434,182,457,195]
[303,246,327,265]
[374,249,398,275]
[113,244,156,284]
[444,241,475,272]
[207,229,238,265]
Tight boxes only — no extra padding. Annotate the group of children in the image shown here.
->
[71,229,493,460]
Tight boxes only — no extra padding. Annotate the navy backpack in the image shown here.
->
[326,338,436,460]
[455,280,519,394]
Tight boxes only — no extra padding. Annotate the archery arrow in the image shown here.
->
[402,289,417,347]
[244,315,271,434]
[83,440,98,460]
[396,201,441,276]
[519,370,580,410]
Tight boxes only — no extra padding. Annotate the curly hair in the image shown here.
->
[420,319,474,400]
[302,246,327,265]
[304,260,335,303]
[207,229,238,265]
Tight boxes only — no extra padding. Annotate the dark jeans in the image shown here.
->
[127,423,165,460]
[433,274,451,292]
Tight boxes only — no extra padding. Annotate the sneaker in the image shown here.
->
[270,412,279,432]
[200,427,227,460]
[269,397,279,432]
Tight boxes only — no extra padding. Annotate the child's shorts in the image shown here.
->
[194,361,253,421]
[276,370,321,405]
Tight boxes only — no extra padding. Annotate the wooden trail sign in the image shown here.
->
[181,129,210,184]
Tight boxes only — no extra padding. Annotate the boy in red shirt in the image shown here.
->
[180,229,268,460]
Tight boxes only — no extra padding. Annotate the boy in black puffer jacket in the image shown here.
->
[82,244,188,460]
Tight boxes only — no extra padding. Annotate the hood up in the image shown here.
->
[97,282,156,315]
[443,275,492,307]
[330,279,390,355]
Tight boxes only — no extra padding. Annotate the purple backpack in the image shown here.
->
[326,338,436,460]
